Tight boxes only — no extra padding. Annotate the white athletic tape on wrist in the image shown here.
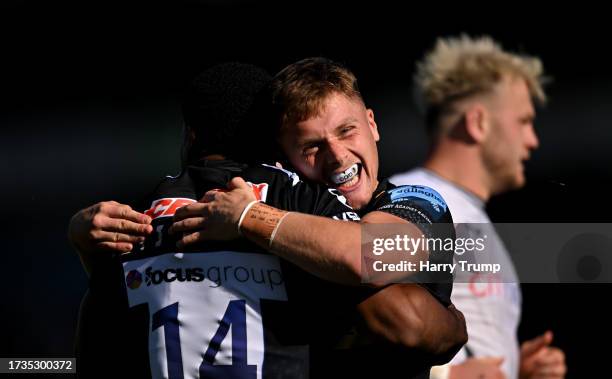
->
[237,200,262,235]
[269,212,292,247]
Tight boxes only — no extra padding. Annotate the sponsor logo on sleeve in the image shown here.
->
[389,186,447,213]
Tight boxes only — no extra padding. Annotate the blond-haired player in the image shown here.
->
[391,35,566,379]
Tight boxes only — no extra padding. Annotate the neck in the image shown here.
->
[423,143,491,202]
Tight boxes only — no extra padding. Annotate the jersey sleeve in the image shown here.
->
[370,185,452,225]
[368,185,455,306]
[289,182,360,220]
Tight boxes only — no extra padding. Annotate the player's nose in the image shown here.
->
[525,124,539,150]
[324,139,350,166]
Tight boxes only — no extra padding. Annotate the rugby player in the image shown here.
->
[70,61,466,378]
[390,36,566,379]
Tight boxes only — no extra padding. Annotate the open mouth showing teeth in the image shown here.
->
[331,163,361,187]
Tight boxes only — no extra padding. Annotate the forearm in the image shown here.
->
[275,213,366,284]
[240,204,363,285]
[239,205,428,286]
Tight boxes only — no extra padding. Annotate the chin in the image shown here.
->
[495,173,524,195]
[344,191,368,211]
[511,174,527,190]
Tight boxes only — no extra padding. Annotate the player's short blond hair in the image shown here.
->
[415,35,547,130]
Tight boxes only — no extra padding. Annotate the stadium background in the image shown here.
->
[1,1,610,377]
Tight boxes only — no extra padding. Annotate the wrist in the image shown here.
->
[238,202,290,248]
[237,200,261,235]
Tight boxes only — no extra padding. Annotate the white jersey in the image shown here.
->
[123,251,287,379]
[390,168,522,379]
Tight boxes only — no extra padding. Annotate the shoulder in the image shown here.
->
[246,164,355,217]
[245,163,301,186]
[373,184,449,221]
[387,185,448,212]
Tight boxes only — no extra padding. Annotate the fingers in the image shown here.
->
[201,191,218,203]
[175,221,240,249]
[90,230,146,253]
[523,346,566,379]
[174,203,209,222]
[169,217,206,234]
[69,201,152,257]
[176,231,211,250]
[530,369,566,379]
[93,214,153,235]
[532,363,567,378]
[97,241,135,254]
[201,177,249,203]
[98,201,152,225]
[534,348,565,368]
[540,348,565,365]
[522,331,553,357]
[543,330,554,344]
[90,201,152,236]
[228,176,249,190]
[91,229,145,243]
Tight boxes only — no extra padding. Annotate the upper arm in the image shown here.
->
[361,210,410,224]
[364,185,456,305]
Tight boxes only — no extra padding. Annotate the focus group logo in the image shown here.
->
[125,262,286,291]
[125,267,205,290]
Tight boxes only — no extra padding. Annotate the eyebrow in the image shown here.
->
[334,117,359,131]
[297,117,361,148]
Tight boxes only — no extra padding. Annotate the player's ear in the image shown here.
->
[464,103,489,144]
[366,109,380,142]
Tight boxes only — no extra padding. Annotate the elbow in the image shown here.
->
[356,285,468,362]
[394,302,468,365]
[427,329,467,366]
[380,312,466,365]
[395,313,427,349]
[425,305,468,365]
[444,304,468,348]
[453,307,468,348]
[448,306,468,357]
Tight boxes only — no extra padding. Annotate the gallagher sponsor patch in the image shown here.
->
[389,185,447,213]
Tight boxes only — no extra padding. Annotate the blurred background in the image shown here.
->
[1,1,610,377]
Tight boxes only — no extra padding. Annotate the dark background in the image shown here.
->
[1,1,610,377]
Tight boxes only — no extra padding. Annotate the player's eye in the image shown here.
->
[302,144,319,156]
[520,115,534,125]
[339,125,356,137]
